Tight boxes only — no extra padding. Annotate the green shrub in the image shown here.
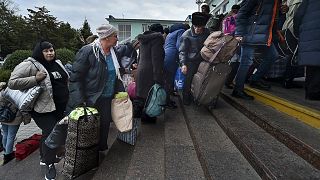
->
[0,69,12,83]
[56,48,75,65]
[2,50,32,71]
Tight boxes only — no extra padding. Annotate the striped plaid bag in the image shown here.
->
[117,118,141,145]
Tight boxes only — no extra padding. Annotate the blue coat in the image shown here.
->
[235,0,283,46]
[164,24,185,73]
[294,0,320,66]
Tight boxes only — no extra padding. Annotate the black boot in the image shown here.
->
[3,152,15,165]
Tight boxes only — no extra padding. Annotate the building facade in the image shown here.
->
[106,15,187,43]
[204,0,242,15]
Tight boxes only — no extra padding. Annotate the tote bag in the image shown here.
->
[111,92,133,132]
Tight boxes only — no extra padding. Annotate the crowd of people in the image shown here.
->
[0,0,319,179]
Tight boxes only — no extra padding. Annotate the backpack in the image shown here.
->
[144,84,167,117]
[200,31,239,64]
[223,15,237,35]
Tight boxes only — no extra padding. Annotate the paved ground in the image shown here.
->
[0,120,41,163]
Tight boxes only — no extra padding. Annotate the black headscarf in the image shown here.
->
[32,41,56,69]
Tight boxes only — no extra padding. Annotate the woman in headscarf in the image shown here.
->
[66,24,124,152]
[8,41,69,180]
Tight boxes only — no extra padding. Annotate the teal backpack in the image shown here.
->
[144,84,167,117]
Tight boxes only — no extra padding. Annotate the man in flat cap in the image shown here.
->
[179,12,210,105]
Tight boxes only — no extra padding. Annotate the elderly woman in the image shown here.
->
[8,41,69,180]
[66,24,123,152]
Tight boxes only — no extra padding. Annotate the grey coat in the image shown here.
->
[179,26,210,65]
[8,57,68,113]
[136,31,165,99]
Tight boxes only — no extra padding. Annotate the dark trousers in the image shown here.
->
[94,96,112,151]
[164,70,175,103]
[183,61,200,101]
[31,112,60,164]
[225,62,240,85]
[305,66,320,99]
[31,104,66,165]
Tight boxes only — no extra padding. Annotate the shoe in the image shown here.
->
[141,115,157,124]
[40,157,61,166]
[225,83,234,89]
[282,80,302,89]
[249,80,271,90]
[3,152,15,165]
[165,100,177,109]
[45,164,56,180]
[232,90,254,100]
[183,96,191,106]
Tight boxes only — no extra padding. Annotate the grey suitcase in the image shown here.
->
[191,62,231,106]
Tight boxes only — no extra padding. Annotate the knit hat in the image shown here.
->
[192,12,209,26]
[149,23,164,34]
[96,24,118,40]
[231,5,240,10]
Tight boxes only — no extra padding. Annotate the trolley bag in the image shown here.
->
[192,31,238,106]
[192,62,231,106]
[62,106,100,179]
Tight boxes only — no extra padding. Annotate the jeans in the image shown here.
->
[1,124,20,155]
[234,43,278,91]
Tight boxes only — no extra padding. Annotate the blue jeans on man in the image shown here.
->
[233,43,278,99]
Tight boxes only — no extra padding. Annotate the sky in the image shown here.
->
[13,0,199,31]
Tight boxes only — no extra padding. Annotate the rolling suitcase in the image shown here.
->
[192,31,238,107]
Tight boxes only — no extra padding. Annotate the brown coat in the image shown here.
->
[136,32,165,99]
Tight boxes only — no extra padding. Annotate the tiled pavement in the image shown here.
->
[0,120,41,163]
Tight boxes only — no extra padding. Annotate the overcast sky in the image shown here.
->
[13,0,198,31]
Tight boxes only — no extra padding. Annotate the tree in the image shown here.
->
[0,0,29,57]
[24,6,63,47]
[79,18,93,42]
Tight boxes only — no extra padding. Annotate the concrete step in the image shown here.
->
[180,99,261,180]
[245,86,320,128]
[221,88,320,170]
[211,98,320,179]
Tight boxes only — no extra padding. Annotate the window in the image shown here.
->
[142,24,149,32]
[118,24,131,42]
[223,1,229,13]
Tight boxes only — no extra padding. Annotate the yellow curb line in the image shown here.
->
[244,87,320,129]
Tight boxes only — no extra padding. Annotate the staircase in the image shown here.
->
[0,84,320,179]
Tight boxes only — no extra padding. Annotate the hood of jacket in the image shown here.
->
[137,31,164,44]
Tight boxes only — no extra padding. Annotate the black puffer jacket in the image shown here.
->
[235,0,283,46]
[66,44,122,114]
[136,31,164,99]
[294,0,320,66]
[179,26,210,65]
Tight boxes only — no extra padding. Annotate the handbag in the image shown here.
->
[45,117,68,149]
[3,61,43,111]
[174,67,185,90]
[0,95,18,123]
[63,105,100,179]
[117,118,141,145]
[111,92,133,132]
